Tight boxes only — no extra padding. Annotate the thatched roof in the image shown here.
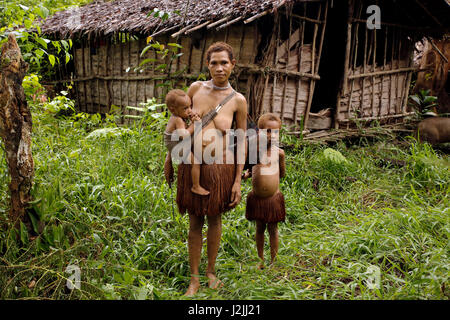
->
[40,0,449,39]
[40,0,304,38]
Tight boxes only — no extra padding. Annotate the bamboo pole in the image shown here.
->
[303,3,321,130]
[119,33,124,117]
[81,37,88,113]
[96,37,101,112]
[135,38,141,109]
[271,13,281,113]
[88,38,95,113]
[72,39,81,111]
[207,17,230,29]
[371,29,377,118]
[216,16,244,31]
[244,10,270,24]
[338,111,415,122]
[395,29,402,114]
[293,8,306,130]
[281,13,293,124]
[105,36,111,111]
[361,26,368,119]
[185,20,212,35]
[388,27,394,116]
[127,33,131,109]
[347,5,360,121]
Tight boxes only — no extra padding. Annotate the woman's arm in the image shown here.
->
[229,93,248,207]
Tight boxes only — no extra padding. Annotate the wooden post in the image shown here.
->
[281,13,292,124]
[0,34,35,231]
[271,13,281,113]
[303,3,322,130]
[336,0,353,129]
[88,36,95,113]
[81,37,88,113]
[72,38,81,112]
[293,8,306,130]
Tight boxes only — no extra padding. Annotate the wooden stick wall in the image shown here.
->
[336,0,414,129]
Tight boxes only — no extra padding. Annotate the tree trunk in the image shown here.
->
[0,34,34,230]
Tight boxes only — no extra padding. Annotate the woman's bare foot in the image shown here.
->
[191,185,210,196]
[184,277,201,296]
[206,272,223,290]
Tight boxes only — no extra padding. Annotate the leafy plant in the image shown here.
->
[408,89,438,117]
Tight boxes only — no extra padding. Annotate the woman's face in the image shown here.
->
[207,51,236,85]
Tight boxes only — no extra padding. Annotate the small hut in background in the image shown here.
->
[40,0,449,134]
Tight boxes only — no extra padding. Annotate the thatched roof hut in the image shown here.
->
[40,0,450,132]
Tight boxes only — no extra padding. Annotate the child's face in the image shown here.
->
[171,96,192,119]
[260,120,280,144]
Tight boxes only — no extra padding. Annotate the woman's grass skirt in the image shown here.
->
[176,163,236,217]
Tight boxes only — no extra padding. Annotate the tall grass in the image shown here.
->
[0,104,448,300]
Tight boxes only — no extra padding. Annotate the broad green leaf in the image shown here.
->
[48,54,55,66]
[140,44,153,57]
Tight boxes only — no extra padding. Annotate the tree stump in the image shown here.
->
[0,34,35,230]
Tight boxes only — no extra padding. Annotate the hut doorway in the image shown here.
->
[310,0,348,113]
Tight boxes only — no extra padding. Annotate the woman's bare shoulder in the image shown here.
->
[187,81,204,97]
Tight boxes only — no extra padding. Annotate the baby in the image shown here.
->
[164,89,209,196]
[244,113,286,269]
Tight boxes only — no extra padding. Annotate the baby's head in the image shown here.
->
[165,89,192,120]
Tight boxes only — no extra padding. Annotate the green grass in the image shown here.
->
[0,103,449,300]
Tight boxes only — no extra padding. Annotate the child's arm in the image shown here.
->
[173,117,190,138]
[279,148,286,179]
[185,113,201,136]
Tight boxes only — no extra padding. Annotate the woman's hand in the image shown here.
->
[228,181,242,208]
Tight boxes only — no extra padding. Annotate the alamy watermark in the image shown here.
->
[366,5,381,30]
[365,265,381,290]
[65,264,81,290]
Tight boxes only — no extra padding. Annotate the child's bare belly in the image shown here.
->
[252,164,279,198]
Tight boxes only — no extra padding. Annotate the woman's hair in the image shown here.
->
[257,113,282,129]
[165,89,189,109]
[206,42,234,62]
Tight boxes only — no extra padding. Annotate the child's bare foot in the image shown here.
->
[206,272,223,290]
[184,277,201,296]
[191,185,210,196]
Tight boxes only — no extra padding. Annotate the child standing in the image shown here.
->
[164,89,209,196]
[244,113,286,269]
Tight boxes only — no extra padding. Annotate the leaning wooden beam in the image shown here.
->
[414,0,443,27]
[338,112,415,122]
[185,20,212,34]
[150,24,182,37]
[207,17,230,29]
[171,24,194,38]
[0,34,35,230]
[216,16,243,31]
[427,37,448,63]
[244,10,270,24]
